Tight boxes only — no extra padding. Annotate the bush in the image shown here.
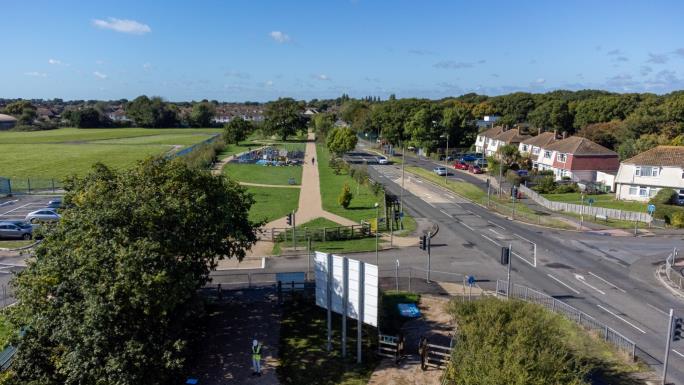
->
[181,138,226,169]
[533,176,556,194]
[650,188,677,206]
[653,204,684,226]
[337,183,352,208]
[671,211,684,228]
[555,183,580,194]
[505,169,523,186]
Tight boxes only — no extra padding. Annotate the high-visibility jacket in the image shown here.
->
[252,344,262,360]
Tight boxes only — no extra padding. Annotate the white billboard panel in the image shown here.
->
[314,251,378,327]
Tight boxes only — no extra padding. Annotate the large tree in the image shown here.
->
[8,158,259,385]
[263,97,305,140]
[188,101,216,127]
[126,95,179,128]
[326,126,358,156]
[223,117,253,144]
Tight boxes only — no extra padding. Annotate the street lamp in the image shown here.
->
[374,202,380,265]
[440,133,450,184]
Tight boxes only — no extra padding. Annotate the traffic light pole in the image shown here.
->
[426,231,432,283]
[507,244,512,298]
[663,308,674,385]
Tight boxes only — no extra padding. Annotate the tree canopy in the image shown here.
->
[326,126,358,156]
[7,158,259,385]
[223,117,253,144]
[188,101,216,127]
[126,95,179,128]
[263,97,306,140]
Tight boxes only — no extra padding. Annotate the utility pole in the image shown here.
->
[375,202,380,265]
[400,143,405,230]
[444,133,450,184]
[579,194,584,231]
[663,308,674,385]
[426,231,432,283]
[498,158,503,197]
[507,244,513,298]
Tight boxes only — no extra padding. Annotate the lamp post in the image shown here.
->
[400,142,405,229]
[441,133,450,184]
[374,202,380,265]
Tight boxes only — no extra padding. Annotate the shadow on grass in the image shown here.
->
[278,296,379,385]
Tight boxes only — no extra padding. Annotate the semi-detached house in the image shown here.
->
[615,146,684,202]
[532,136,619,182]
[475,127,530,157]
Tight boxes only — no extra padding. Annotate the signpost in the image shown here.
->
[314,252,379,363]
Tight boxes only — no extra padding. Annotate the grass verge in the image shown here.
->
[0,240,34,249]
[542,192,648,212]
[246,186,299,223]
[278,296,378,385]
[224,163,302,185]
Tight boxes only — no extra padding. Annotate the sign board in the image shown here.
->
[587,198,595,206]
[276,272,306,290]
[467,275,476,286]
[397,303,421,318]
[314,252,378,327]
[648,204,656,214]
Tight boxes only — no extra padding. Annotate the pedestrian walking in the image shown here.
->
[311,157,315,165]
[251,339,262,376]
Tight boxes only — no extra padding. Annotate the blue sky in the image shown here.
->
[2,0,684,102]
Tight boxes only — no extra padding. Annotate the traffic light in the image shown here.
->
[419,235,426,250]
[500,247,510,265]
[286,212,293,226]
[673,317,683,341]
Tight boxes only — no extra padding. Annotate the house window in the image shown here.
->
[636,166,659,177]
[639,186,648,197]
[557,153,567,162]
[532,147,540,155]
[489,138,495,146]
[629,186,637,195]
[522,144,529,152]
[543,151,551,159]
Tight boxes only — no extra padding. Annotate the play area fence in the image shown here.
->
[0,177,63,195]
[263,223,371,242]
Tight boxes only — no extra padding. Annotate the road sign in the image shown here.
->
[399,211,405,218]
[587,198,595,206]
[467,275,475,286]
[648,204,656,214]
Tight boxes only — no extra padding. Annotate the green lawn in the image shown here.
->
[246,186,299,223]
[223,163,302,185]
[0,127,221,179]
[0,313,12,349]
[278,297,378,385]
[542,192,648,212]
[296,217,343,229]
[317,145,382,224]
[274,217,383,254]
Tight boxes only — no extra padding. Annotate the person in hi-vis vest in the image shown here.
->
[251,339,262,376]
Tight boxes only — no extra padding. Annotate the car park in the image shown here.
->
[25,209,61,223]
[453,161,469,170]
[0,221,33,240]
[433,167,448,176]
[469,165,484,174]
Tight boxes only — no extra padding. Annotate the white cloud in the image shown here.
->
[92,18,151,35]
[534,78,546,84]
[269,31,291,43]
[25,71,47,77]
[48,58,61,65]
[143,62,153,71]
[313,74,330,81]
[434,61,474,69]
[265,80,274,87]
[647,52,668,64]
[93,71,108,79]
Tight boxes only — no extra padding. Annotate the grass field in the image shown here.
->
[0,127,221,179]
[542,192,648,212]
[246,186,299,223]
[0,240,34,249]
[317,145,382,224]
[224,163,302,185]
[278,297,378,385]
[0,313,13,349]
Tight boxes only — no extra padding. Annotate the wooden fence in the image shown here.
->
[518,184,652,223]
[262,223,371,242]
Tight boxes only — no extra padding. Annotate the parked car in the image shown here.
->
[433,167,448,176]
[0,221,33,240]
[25,209,61,223]
[377,156,389,165]
[47,199,62,209]
[453,161,469,170]
[515,170,529,177]
[469,165,484,174]
[474,159,488,168]
[460,155,478,162]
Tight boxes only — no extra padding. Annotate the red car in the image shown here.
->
[468,164,483,174]
[453,161,469,170]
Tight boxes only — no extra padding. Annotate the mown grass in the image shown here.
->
[246,186,299,223]
[317,145,382,224]
[0,240,34,249]
[309,237,385,254]
[0,127,220,179]
[278,297,378,385]
[0,313,13,349]
[224,163,302,186]
[542,192,648,213]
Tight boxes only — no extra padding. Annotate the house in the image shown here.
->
[475,115,500,129]
[475,126,504,155]
[0,114,17,130]
[334,119,350,128]
[304,108,319,116]
[614,146,684,202]
[535,136,619,182]
[519,131,557,160]
[476,126,532,157]
[107,108,130,122]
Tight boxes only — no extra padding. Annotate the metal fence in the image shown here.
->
[167,134,221,159]
[0,177,64,195]
[264,223,371,243]
[664,248,684,289]
[495,280,637,360]
[0,284,16,309]
[518,184,651,223]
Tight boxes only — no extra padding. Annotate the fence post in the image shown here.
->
[578,312,582,324]
[604,326,609,341]
[552,299,556,312]
[408,268,412,292]
[27,178,31,194]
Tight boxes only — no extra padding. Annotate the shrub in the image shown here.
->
[337,183,352,208]
[650,188,677,206]
[555,183,580,194]
[533,176,556,194]
[671,211,684,228]
[505,169,523,186]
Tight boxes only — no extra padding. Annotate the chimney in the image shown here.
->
[562,131,567,139]
[553,129,558,139]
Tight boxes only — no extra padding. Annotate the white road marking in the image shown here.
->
[440,209,453,218]
[546,273,581,295]
[481,234,501,246]
[672,349,684,359]
[574,274,606,295]
[0,200,18,208]
[597,304,647,334]
[588,271,627,293]
[512,251,536,268]
[1,203,30,215]
[466,210,482,218]
[461,222,475,231]
[513,233,534,244]
[646,303,669,316]
[488,221,505,230]
[489,228,504,237]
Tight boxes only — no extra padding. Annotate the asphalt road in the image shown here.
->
[365,154,684,383]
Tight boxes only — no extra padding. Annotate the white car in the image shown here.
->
[25,209,61,223]
[377,156,389,165]
[433,167,448,176]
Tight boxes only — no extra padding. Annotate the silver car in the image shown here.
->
[25,209,61,223]
[433,167,448,176]
[0,221,33,240]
